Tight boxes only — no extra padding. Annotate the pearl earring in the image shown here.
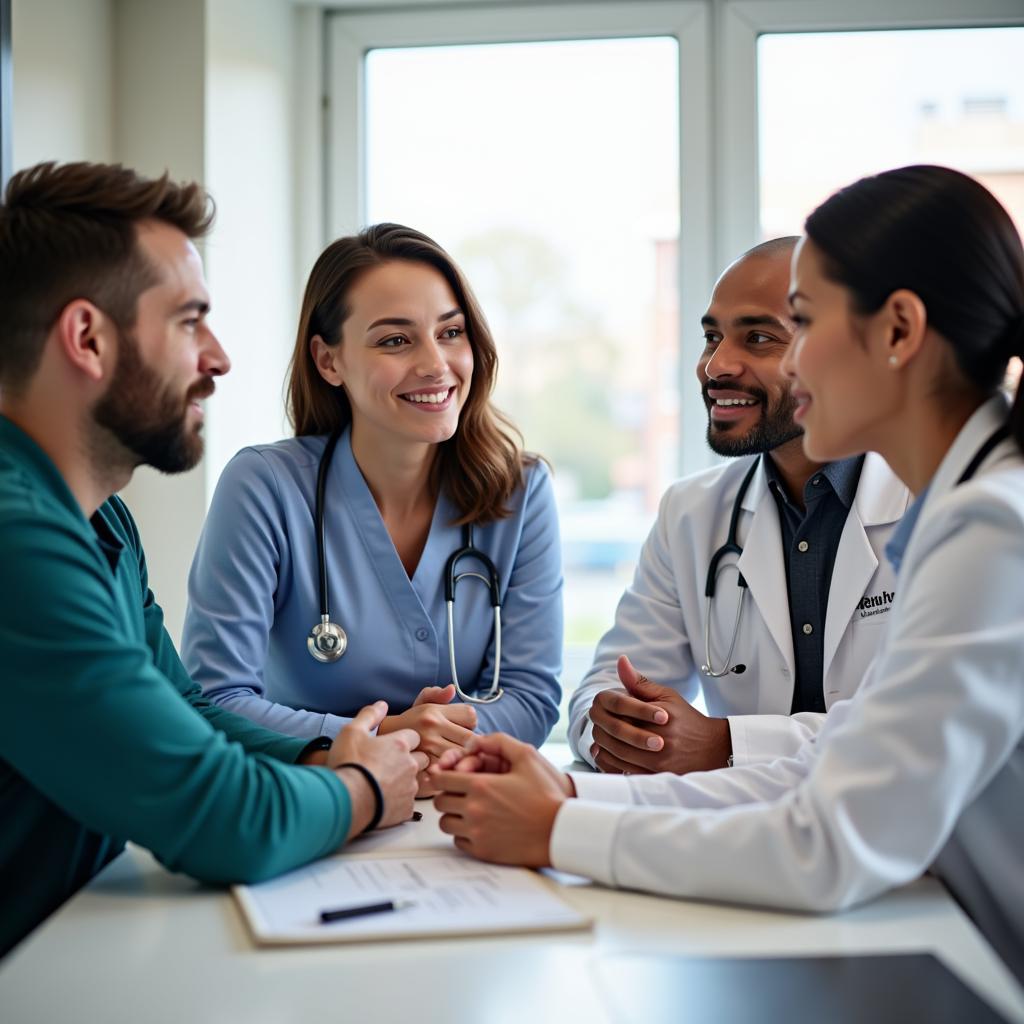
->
[888,355,899,366]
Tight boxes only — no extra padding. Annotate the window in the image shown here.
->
[759,27,1024,239]
[325,1,1024,739]
[364,37,680,732]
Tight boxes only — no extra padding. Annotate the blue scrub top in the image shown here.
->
[182,430,563,746]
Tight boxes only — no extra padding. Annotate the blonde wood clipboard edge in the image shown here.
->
[231,849,594,948]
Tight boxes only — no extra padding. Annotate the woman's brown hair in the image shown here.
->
[286,223,534,523]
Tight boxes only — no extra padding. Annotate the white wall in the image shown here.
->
[10,0,315,644]
[12,0,114,165]
[113,0,208,645]
[204,0,300,482]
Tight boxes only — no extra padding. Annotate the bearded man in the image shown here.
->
[568,238,910,775]
[0,162,424,957]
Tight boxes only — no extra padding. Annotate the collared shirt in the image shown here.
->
[884,484,930,574]
[763,454,865,714]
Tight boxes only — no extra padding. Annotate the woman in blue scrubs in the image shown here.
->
[182,224,563,767]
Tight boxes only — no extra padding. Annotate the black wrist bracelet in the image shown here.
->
[338,762,384,833]
[297,736,332,762]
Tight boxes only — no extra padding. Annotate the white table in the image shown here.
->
[2,801,1023,1024]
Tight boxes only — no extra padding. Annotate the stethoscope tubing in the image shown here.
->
[315,429,344,620]
[308,428,348,662]
[701,457,758,677]
[700,422,1010,678]
[308,428,504,702]
[443,523,504,703]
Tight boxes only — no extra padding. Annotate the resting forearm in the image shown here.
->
[472,683,559,746]
[204,688,352,741]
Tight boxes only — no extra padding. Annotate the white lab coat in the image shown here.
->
[568,452,911,766]
[551,397,1024,985]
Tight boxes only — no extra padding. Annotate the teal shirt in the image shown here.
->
[0,416,351,957]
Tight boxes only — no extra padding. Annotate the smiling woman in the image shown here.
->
[181,224,564,787]
[306,259,476,477]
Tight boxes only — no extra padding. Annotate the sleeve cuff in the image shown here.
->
[727,713,823,767]
[571,717,598,768]
[295,735,332,764]
[569,770,633,804]
[726,716,752,767]
[550,799,627,886]
[323,712,354,739]
[310,766,353,854]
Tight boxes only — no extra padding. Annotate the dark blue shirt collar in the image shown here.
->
[762,453,864,510]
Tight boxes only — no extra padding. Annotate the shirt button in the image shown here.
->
[415,627,429,641]
[812,476,821,486]
[802,623,813,635]
[797,540,809,553]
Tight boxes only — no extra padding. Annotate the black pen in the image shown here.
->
[319,899,415,924]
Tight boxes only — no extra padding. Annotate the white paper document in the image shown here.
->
[234,850,591,945]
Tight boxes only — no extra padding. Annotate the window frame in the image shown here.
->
[1,0,12,189]
[716,0,1024,274]
[323,0,1024,477]
[325,0,714,476]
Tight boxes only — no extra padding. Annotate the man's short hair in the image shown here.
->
[0,162,214,394]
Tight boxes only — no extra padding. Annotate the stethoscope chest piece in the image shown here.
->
[308,429,348,665]
[305,428,505,701]
[308,615,348,663]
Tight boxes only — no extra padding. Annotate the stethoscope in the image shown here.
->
[700,421,1010,678]
[956,423,1009,487]
[701,457,759,678]
[306,428,504,704]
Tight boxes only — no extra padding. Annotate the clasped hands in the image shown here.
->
[431,731,574,867]
[300,683,479,838]
[378,683,478,795]
[425,656,733,867]
[308,656,732,855]
[589,655,732,775]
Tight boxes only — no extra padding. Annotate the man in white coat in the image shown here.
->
[569,238,910,774]
[432,166,1024,988]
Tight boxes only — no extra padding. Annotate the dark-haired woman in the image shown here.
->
[182,225,563,776]
[429,167,1024,984]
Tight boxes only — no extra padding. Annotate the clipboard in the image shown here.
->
[233,848,592,946]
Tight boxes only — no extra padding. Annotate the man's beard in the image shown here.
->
[703,381,803,457]
[93,329,213,474]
